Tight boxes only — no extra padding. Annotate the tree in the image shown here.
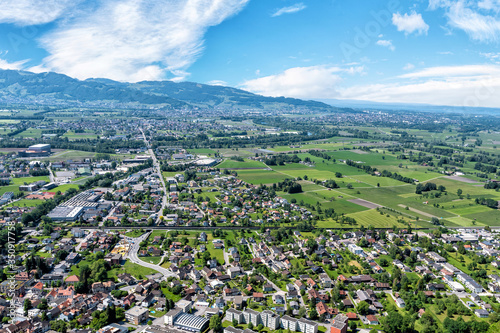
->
[309,309,318,320]
[209,315,222,333]
[232,319,239,327]
[24,298,32,315]
[349,321,357,333]
[298,307,307,318]
[248,322,254,330]
[357,301,369,315]
[382,312,404,333]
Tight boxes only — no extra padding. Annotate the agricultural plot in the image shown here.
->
[236,170,289,185]
[62,130,99,140]
[187,148,217,155]
[218,158,268,169]
[40,150,97,162]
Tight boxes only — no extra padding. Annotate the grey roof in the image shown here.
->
[174,313,209,331]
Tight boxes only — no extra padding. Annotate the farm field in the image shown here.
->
[236,169,289,185]
[218,158,267,169]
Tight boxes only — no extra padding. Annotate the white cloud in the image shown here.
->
[241,66,343,99]
[206,80,227,86]
[430,0,500,42]
[376,39,395,51]
[339,64,500,107]
[0,0,77,26]
[398,64,500,78]
[481,52,500,63]
[478,0,500,12]
[35,0,249,82]
[241,64,500,108]
[392,11,429,35]
[0,58,28,70]
[403,63,415,70]
[271,3,306,17]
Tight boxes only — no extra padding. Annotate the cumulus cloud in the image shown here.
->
[376,40,395,51]
[0,0,77,26]
[33,0,249,82]
[430,0,500,42]
[241,66,344,99]
[392,11,429,35]
[271,3,306,17]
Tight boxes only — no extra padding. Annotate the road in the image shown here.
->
[100,201,122,227]
[127,231,176,278]
[48,163,55,183]
[140,128,168,224]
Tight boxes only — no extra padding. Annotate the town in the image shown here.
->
[1,107,500,333]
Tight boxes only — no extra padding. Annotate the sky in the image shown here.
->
[0,0,500,108]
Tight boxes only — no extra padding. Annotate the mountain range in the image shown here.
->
[0,69,336,111]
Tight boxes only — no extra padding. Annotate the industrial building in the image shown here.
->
[18,144,51,157]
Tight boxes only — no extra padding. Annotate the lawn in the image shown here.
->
[54,184,80,193]
[140,256,163,265]
[5,199,45,208]
[162,287,182,302]
[126,230,146,238]
[11,176,50,185]
[114,260,157,279]
[207,240,225,265]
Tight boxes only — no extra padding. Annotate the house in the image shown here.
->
[319,273,332,288]
[395,298,406,308]
[475,309,489,318]
[215,298,225,309]
[366,315,379,325]
[227,267,241,279]
[253,293,264,302]
[234,296,243,309]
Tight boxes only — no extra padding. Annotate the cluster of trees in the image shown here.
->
[443,316,489,333]
[273,179,302,193]
[415,182,441,194]
[484,181,500,190]
[308,150,333,161]
[264,154,301,166]
[475,197,499,209]
[474,162,497,174]
[322,179,339,188]
[379,170,415,184]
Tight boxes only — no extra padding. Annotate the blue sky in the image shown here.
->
[0,0,500,107]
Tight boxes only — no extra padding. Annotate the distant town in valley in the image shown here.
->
[0,89,499,333]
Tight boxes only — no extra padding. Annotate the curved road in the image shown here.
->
[127,231,176,278]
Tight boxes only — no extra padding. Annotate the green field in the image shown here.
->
[218,158,268,169]
[6,199,46,207]
[41,150,97,162]
[140,256,163,265]
[187,148,217,155]
[236,169,290,185]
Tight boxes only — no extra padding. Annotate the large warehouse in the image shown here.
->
[18,144,51,157]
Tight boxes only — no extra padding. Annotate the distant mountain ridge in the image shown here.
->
[0,69,336,111]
